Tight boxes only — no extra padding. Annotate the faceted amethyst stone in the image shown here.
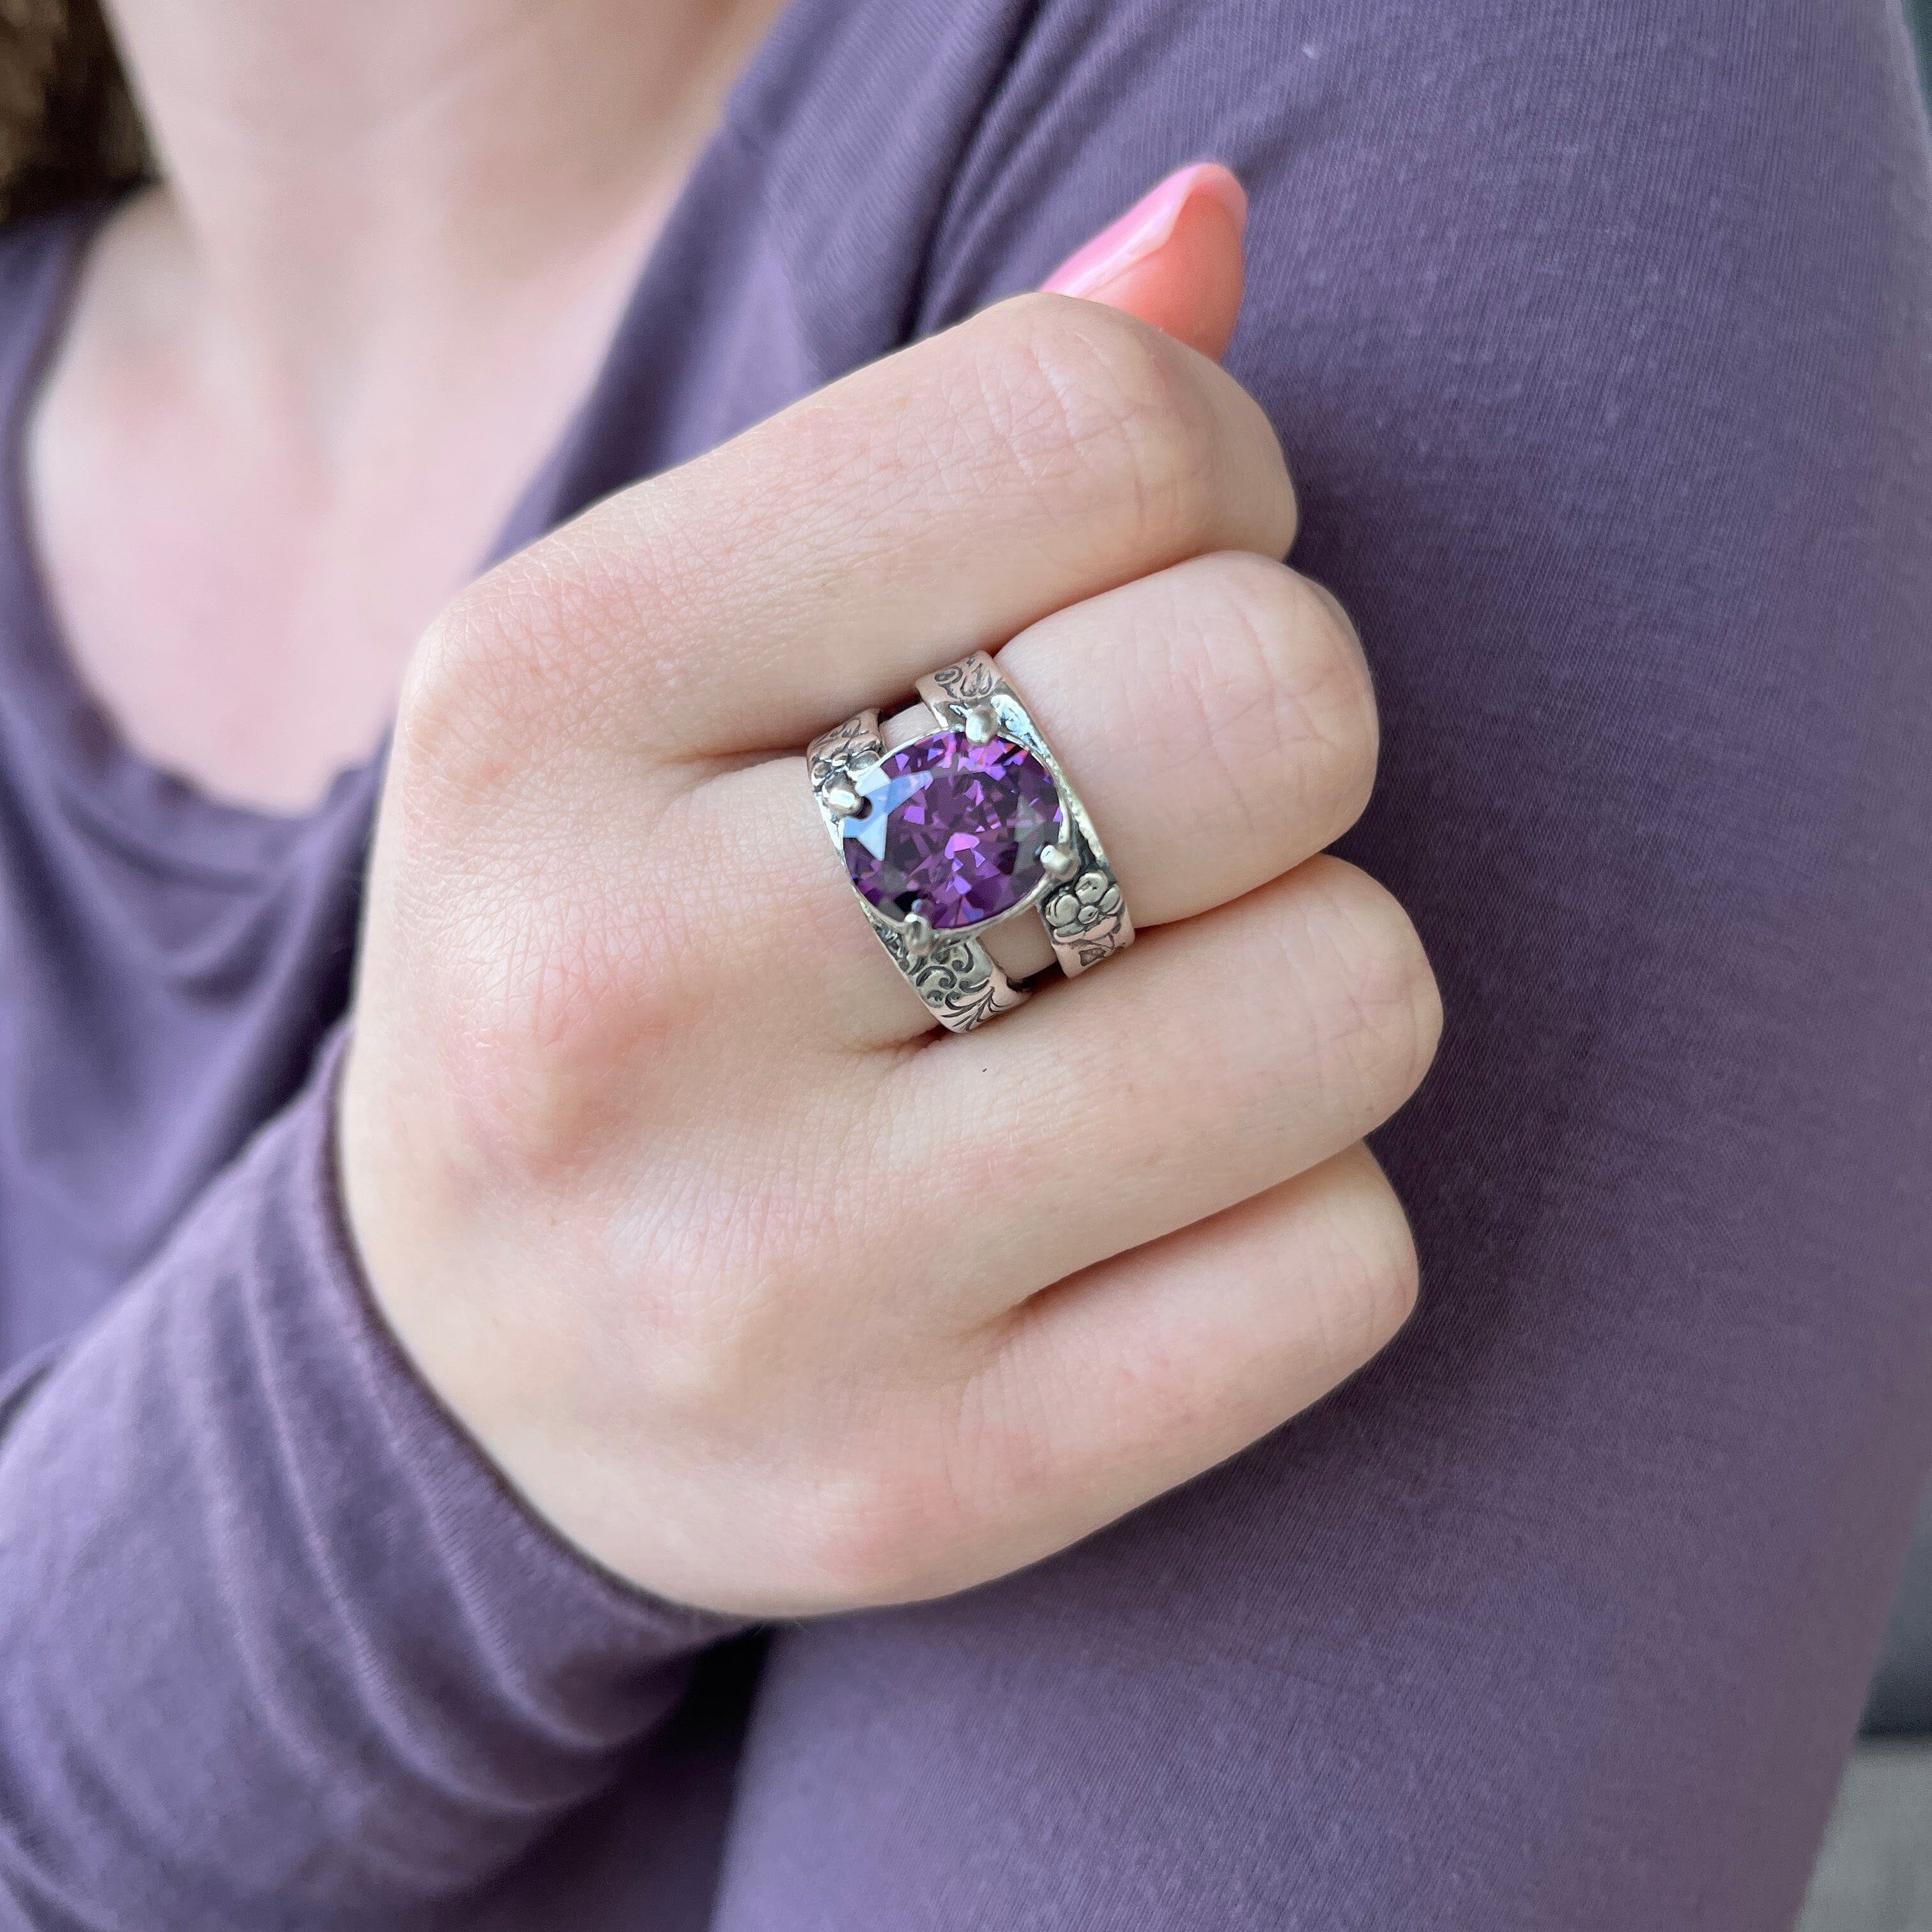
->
[841,730,1064,929]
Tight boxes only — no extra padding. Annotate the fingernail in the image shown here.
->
[1042,162,1248,298]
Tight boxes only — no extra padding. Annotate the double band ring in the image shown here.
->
[807,652,1135,1031]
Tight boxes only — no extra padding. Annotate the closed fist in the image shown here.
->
[339,282,1440,1619]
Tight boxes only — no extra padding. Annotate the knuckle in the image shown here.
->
[1178,555,1380,836]
[789,1363,1034,1610]
[394,569,571,801]
[411,858,691,1194]
[394,534,645,793]
[626,1276,777,1422]
[795,1452,963,1607]
[1291,859,1443,1114]
[447,965,640,1189]
[973,293,1231,562]
[392,591,525,801]
[1328,1162,1423,1354]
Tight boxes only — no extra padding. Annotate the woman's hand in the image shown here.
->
[338,176,1441,1618]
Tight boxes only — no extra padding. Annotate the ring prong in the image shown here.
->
[902,912,935,960]
[1039,840,1079,882]
[962,702,999,746]
[824,782,862,818]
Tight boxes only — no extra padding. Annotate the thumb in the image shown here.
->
[1041,162,1248,362]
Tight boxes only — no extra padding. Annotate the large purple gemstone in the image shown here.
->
[841,730,1063,929]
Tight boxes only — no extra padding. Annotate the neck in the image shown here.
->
[100,0,774,415]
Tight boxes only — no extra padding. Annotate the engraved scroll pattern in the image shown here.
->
[875,923,1027,1032]
[923,653,1000,709]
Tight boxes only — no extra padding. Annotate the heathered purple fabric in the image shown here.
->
[0,1,1929,1926]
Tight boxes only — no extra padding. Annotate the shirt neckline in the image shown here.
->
[0,32,799,880]
[0,199,381,878]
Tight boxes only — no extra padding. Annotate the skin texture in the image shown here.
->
[26,0,1441,1619]
[0,5,1922,1921]
[30,0,786,809]
[339,265,1441,1618]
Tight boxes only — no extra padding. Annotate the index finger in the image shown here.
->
[441,293,1296,759]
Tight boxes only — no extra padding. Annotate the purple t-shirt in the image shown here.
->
[2,1,1929,1926]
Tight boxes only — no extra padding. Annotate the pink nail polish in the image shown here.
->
[1042,163,1248,298]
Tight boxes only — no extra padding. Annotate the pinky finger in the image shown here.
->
[961,1144,1418,1573]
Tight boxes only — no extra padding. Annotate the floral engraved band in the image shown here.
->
[806,652,1135,1031]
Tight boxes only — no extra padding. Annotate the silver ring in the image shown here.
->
[806,652,1134,1032]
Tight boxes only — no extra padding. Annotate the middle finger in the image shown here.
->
[684,549,1378,1046]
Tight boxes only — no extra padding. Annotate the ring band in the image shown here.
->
[806,652,1133,1032]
